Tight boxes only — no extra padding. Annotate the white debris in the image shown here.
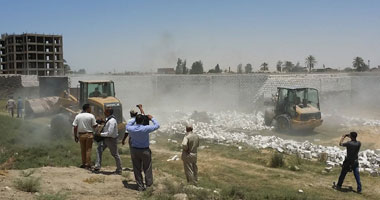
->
[150,140,156,145]
[161,111,380,173]
[298,189,304,193]
[325,167,333,172]
[167,155,179,162]
[238,146,243,151]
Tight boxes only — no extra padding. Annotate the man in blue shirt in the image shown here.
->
[126,109,160,191]
[17,97,23,118]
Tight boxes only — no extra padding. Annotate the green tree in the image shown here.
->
[63,59,71,74]
[352,56,369,72]
[282,61,294,72]
[182,60,188,74]
[237,64,243,74]
[175,58,183,74]
[294,62,307,72]
[305,55,317,72]
[276,61,282,72]
[190,61,204,74]
[245,63,252,73]
[215,64,222,73]
[260,62,269,71]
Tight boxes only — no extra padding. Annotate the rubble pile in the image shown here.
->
[161,111,380,175]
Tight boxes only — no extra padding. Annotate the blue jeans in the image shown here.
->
[337,166,362,192]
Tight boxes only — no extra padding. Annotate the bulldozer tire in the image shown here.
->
[275,114,291,132]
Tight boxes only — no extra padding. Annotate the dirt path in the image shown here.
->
[0,167,139,200]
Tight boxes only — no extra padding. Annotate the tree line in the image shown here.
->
[174,56,374,74]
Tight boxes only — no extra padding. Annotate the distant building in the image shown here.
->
[157,68,175,74]
[0,33,64,76]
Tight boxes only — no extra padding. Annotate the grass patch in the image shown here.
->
[21,169,36,177]
[14,176,41,193]
[36,192,68,200]
[0,114,118,169]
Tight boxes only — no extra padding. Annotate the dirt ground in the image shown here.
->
[0,167,140,200]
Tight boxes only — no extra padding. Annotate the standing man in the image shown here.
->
[181,125,200,185]
[335,132,362,193]
[72,104,97,169]
[126,105,160,191]
[17,97,23,118]
[5,96,16,118]
[94,107,122,174]
[122,109,138,146]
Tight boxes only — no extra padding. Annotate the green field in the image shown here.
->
[0,114,379,200]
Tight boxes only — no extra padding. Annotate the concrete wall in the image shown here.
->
[69,73,380,113]
[0,75,39,98]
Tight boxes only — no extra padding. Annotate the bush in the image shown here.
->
[21,169,36,177]
[14,176,41,193]
[269,152,284,168]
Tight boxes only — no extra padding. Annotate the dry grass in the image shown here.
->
[83,176,105,184]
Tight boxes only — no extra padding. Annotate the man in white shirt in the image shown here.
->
[72,104,97,169]
[94,107,122,174]
[6,96,16,118]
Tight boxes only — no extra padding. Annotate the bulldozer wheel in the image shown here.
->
[275,115,291,132]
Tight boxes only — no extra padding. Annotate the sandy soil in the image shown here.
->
[0,167,139,200]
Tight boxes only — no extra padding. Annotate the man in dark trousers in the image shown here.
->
[336,132,362,193]
[181,125,200,185]
[94,107,122,174]
[126,105,160,191]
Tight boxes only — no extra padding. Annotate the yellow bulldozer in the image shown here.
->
[25,80,126,134]
[264,87,323,131]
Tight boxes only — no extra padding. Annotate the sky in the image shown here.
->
[1,0,379,73]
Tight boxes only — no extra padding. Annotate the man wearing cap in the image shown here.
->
[126,105,160,191]
[122,109,138,146]
[181,125,200,185]
[72,104,97,169]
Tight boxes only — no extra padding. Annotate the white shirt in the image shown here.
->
[100,116,118,138]
[72,112,97,133]
[7,99,15,109]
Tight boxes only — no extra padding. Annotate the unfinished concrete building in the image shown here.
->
[0,33,64,76]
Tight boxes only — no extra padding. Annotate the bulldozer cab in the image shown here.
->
[79,80,115,106]
[276,87,320,117]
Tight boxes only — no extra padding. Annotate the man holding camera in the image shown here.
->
[126,104,160,191]
[335,132,362,193]
[93,107,122,174]
[72,104,97,169]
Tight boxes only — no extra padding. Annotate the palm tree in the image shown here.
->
[276,61,283,72]
[260,62,269,71]
[305,55,317,72]
[352,56,368,72]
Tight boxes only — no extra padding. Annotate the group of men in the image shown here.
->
[5,96,23,118]
[71,102,362,193]
[72,104,199,191]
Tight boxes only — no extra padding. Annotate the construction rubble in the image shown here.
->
[161,111,380,176]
